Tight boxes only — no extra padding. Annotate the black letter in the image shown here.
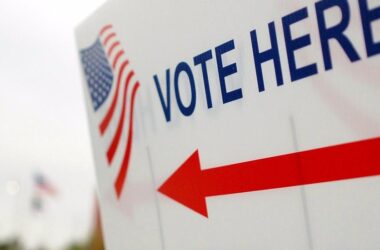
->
[359,0,380,57]
[215,40,242,104]
[194,50,213,108]
[316,0,361,70]
[250,22,283,92]
[174,62,197,117]
[153,70,171,122]
[282,7,318,81]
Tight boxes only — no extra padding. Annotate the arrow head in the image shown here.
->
[158,150,208,218]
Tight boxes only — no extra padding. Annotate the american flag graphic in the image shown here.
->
[80,24,140,198]
[34,172,57,196]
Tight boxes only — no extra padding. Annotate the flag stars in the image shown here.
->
[80,38,114,111]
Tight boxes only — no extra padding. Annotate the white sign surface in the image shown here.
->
[76,0,380,249]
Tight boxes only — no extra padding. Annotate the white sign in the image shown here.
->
[76,0,380,249]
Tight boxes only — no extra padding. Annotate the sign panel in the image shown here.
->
[76,0,380,249]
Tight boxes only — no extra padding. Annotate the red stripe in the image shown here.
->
[99,24,113,36]
[112,50,125,70]
[103,33,116,47]
[99,60,129,134]
[106,71,135,164]
[201,137,380,196]
[37,184,57,196]
[115,82,140,198]
[107,41,120,57]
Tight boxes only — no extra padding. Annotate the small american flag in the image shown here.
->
[34,173,57,196]
[80,24,140,199]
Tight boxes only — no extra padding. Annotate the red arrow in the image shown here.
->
[158,137,380,218]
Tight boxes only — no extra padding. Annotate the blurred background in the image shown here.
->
[0,0,107,249]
